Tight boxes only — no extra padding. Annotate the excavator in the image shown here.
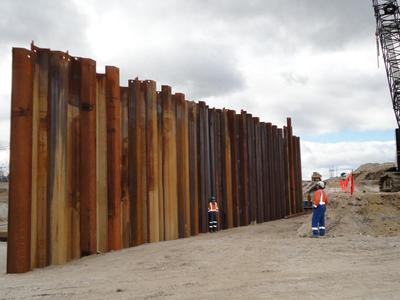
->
[373,0,400,191]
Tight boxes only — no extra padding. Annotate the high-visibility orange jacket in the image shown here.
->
[208,202,219,212]
[313,190,328,206]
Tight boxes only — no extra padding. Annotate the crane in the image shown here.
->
[373,0,400,177]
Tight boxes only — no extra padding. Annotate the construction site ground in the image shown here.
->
[1,164,400,299]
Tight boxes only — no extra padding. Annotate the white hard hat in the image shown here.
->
[317,181,325,188]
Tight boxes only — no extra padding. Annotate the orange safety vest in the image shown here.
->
[208,202,219,212]
[313,190,328,206]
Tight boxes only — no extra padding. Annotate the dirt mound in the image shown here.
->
[354,162,395,183]
[298,163,400,238]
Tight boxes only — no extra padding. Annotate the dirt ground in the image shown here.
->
[1,164,400,299]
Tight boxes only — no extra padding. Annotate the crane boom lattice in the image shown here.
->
[373,0,400,128]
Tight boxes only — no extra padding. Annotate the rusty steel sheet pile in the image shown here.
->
[7,45,303,273]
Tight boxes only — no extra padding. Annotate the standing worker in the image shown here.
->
[311,181,329,237]
[208,196,219,232]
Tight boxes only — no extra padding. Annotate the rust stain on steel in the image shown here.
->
[265,123,273,222]
[221,110,233,228]
[287,118,295,215]
[260,123,269,222]
[283,126,290,217]
[197,102,207,233]
[227,110,240,227]
[175,93,191,238]
[120,86,131,248]
[157,91,165,241]
[161,85,178,240]
[79,58,97,256]
[254,118,264,224]
[246,114,257,223]
[68,57,81,261]
[30,45,50,269]
[47,51,70,265]
[144,80,160,243]
[7,48,34,273]
[106,66,122,251]
[277,128,285,219]
[188,102,199,236]
[96,74,109,252]
[239,111,249,225]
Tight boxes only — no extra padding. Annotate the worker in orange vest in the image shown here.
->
[311,181,329,237]
[208,196,219,232]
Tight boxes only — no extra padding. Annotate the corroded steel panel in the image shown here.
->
[144,80,160,243]
[106,66,122,251]
[7,48,34,273]
[129,79,148,245]
[161,86,178,240]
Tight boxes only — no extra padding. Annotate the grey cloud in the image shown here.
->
[280,72,309,85]
[174,0,374,52]
[0,96,10,122]
[115,41,245,100]
[0,0,89,54]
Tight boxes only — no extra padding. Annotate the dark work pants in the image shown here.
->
[208,212,217,232]
[312,205,326,236]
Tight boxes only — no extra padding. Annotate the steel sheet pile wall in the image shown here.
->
[7,45,303,273]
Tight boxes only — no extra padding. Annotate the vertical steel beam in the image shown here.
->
[157,92,165,241]
[106,66,122,250]
[247,114,257,223]
[260,123,269,222]
[7,48,34,273]
[212,109,224,228]
[221,110,233,228]
[175,93,190,238]
[227,111,240,227]
[255,118,264,223]
[239,111,249,225]
[120,87,131,248]
[198,101,210,233]
[144,80,160,243]
[287,118,295,215]
[197,102,206,233]
[96,74,108,252]
[48,51,70,265]
[271,125,278,220]
[67,57,81,261]
[129,79,148,245]
[161,86,178,240]
[30,46,50,268]
[265,123,273,221]
[209,109,216,201]
[277,129,285,219]
[188,102,199,235]
[79,58,97,256]
[283,127,290,217]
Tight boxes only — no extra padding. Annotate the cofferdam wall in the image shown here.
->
[7,44,303,273]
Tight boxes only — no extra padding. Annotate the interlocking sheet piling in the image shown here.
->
[7,44,303,273]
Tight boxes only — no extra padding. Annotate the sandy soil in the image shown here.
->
[1,217,400,299]
[1,165,400,299]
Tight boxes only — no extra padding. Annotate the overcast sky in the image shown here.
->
[0,0,397,179]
